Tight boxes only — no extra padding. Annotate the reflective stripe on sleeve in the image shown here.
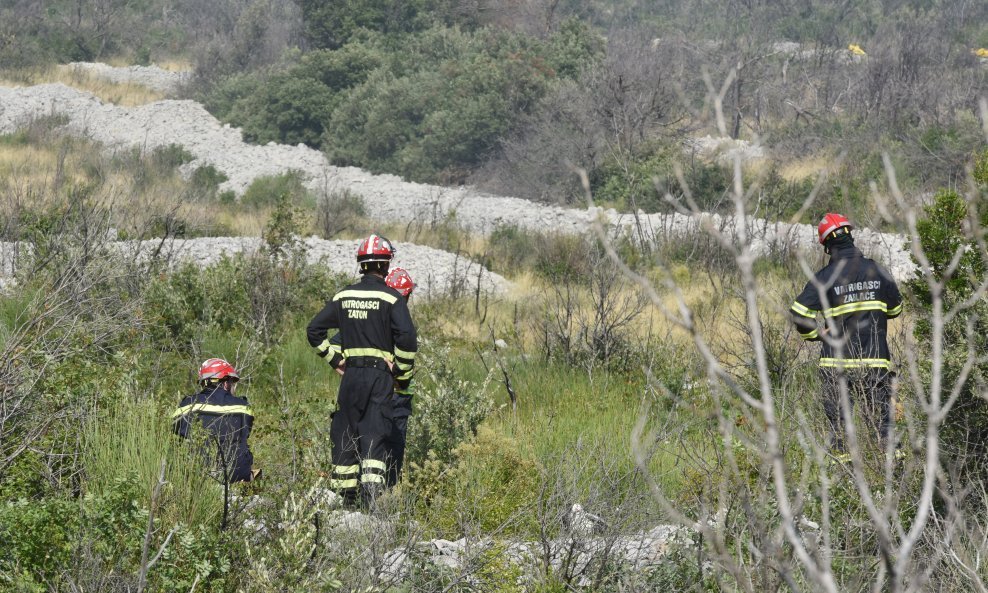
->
[887,303,903,316]
[394,347,417,360]
[799,328,819,340]
[316,339,331,354]
[361,473,386,484]
[791,301,817,318]
[171,404,253,419]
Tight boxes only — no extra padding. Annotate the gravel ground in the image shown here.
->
[0,70,917,281]
[0,236,508,298]
[65,62,192,93]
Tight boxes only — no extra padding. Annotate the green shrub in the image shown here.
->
[241,171,312,209]
[189,164,228,200]
[486,224,541,276]
[909,170,988,473]
[151,144,195,171]
[0,496,81,577]
[429,427,540,536]
[405,346,496,469]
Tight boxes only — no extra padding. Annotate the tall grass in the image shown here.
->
[83,392,223,528]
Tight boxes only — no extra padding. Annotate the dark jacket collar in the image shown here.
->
[359,273,387,286]
[829,244,863,261]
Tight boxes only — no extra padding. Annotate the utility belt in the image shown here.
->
[345,356,393,373]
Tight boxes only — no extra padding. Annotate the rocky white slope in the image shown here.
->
[0,236,508,298]
[0,79,917,280]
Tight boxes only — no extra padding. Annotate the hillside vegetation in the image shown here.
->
[2,1,988,592]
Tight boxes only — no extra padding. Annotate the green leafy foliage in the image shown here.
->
[909,149,988,472]
[405,346,496,469]
[427,427,539,536]
[205,23,601,183]
[297,0,462,50]
[241,171,313,208]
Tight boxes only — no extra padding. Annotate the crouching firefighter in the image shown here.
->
[172,358,256,484]
[307,235,417,506]
[790,214,902,459]
[326,267,418,488]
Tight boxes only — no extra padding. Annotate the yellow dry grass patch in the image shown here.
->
[0,142,92,188]
[779,156,832,181]
[0,65,167,106]
[214,209,269,237]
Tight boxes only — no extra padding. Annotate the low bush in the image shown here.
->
[241,171,313,209]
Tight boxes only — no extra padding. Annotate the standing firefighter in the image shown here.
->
[790,214,903,459]
[326,267,417,487]
[172,358,255,484]
[307,235,417,506]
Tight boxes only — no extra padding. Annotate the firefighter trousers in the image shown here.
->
[330,365,394,506]
[821,367,892,452]
[387,392,413,487]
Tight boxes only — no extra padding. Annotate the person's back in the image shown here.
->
[791,214,902,456]
[306,235,417,505]
[794,242,901,367]
[172,359,254,484]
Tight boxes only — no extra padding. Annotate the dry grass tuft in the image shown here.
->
[779,155,832,181]
[0,65,168,106]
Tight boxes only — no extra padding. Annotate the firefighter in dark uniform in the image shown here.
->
[172,358,255,484]
[307,235,417,506]
[790,214,903,459]
[326,267,417,488]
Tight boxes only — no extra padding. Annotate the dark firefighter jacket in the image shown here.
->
[172,385,254,483]
[790,244,902,369]
[307,274,417,387]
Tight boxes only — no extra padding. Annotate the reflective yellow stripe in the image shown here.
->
[397,370,414,381]
[800,329,819,340]
[333,464,359,475]
[331,479,358,489]
[361,474,386,484]
[820,358,890,369]
[887,303,902,316]
[395,361,413,371]
[790,301,817,318]
[316,339,330,353]
[361,459,387,471]
[171,404,253,419]
[822,301,887,317]
[343,348,394,362]
[329,343,342,354]
[394,347,416,360]
[333,290,398,305]
[396,389,413,396]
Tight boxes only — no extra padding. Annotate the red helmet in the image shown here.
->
[198,358,239,383]
[817,213,853,244]
[385,267,415,298]
[356,234,396,263]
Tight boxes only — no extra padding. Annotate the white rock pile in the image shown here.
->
[0,72,917,281]
[0,236,509,298]
[64,62,192,93]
